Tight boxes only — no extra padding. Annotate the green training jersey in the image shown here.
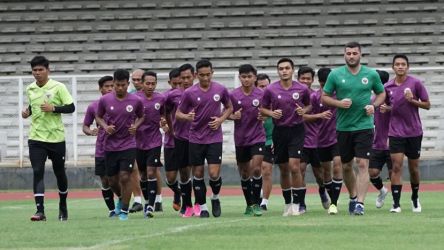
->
[323,65,383,132]
[26,79,73,143]
[263,116,274,146]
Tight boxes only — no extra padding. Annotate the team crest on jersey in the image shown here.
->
[213,94,221,102]
[154,103,161,110]
[292,92,300,100]
[252,99,260,107]
[362,77,369,85]
[278,95,282,99]
[404,88,411,94]
[110,106,114,110]
[45,91,52,100]
[126,105,133,112]
[197,97,201,102]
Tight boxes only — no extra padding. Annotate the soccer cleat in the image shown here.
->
[211,199,221,217]
[282,204,293,216]
[244,206,253,216]
[108,210,118,218]
[193,203,201,217]
[353,203,365,215]
[58,206,68,221]
[129,202,143,213]
[200,210,210,218]
[172,192,181,211]
[182,206,194,218]
[291,203,301,216]
[119,212,128,221]
[260,204,268,211]
[251,204,263,217]
[328,204,338,215]
[411,199,422,213]
[320,191,330,210]
[179,204,186,216]
[299,204,306,215]
[145,206,154,218]
[30,212,46,221]
[390,205,402,213]
[154,202,163,212]
[114,200,122,215]
[348,200,357,215]
[376,187,388,209]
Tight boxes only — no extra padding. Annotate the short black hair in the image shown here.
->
[113,69,130,82]
[169,68,180,80]
[277,58,294,69]
[238,64,257,75]
[98,75,113,88]
[345,41,361,51]
[257,73,270,83]
[392,54,409,67]
[143,71,157,81]
[196,59,213,71]
[297,66,315,79]
[30,55,49,69]
[376,70,390,84]
[179,63,195,75]
[317,67,331,83]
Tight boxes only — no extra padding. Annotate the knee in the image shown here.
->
[119,173,130,183]
[368,169,379,178]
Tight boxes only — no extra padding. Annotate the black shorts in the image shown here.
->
[105,148,136,176]
[317,143,340,162]
[369,149,392,170]
[389,135,422,160]
[164,147,176,172]
[235,142,265,163]
[95,157,106,176]
[263,145,274,164]
[301,147,321,168]
[337,129,373,163]
[136,146,163,171]
[189,142,222,166]
[272,123,305,164]
[175,138,190,169]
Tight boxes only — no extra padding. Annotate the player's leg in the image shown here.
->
[176,138,193,217]
[29,140,48,221]
[352,129,373,215]
[116,149,137,220]
[128,164,143,213]
[250,144,264,216]
[49,141,68,221]
[208,142,223,218]
[260,145,274,210]
[164,147,181,211]
[236,146,253,214]
[288,124,305,215]
[96,157,116,216]
[154,168,163,212]
[189,142,207,217]
[337,131,358,214]
[369,150,388,209]
[389,137,406,213]
[310,152,328,210]
[146,146,163,217]
[406,136,422,213]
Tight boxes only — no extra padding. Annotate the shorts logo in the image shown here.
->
[367,152,370,156]
[218,156,222,160]
[154,103,161,110]
[155,159,158,163]
[126,105,134,112]
[110,106,114,110]
[362,77,369,85]
[292,92,300,100]
[259,147,262,151]
[278,95,282,99]
[237,100,242,105]
[297,150,301,154]
[252,99,260,107]
[129,164,133,168]
[213,94,221,102]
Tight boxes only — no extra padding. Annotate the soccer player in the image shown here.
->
[261,58,311,216]
[256,73,274,211]
[322,42,385,215]
[129,68,144,93]
[176,59,233,218]
[83,75,118,217]
[163,68,182,212]
[385,54,430,213]
[96,69,144,221]
[229,64,264,216]
[298,66,330,213]
[22,55,75,221]
[369,70,391,209]
[135,71,166,218]
[315,68,344,215]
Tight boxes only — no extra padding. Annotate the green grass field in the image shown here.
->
[1,192,443,250]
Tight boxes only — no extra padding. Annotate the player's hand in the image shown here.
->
[319,110,333,120]
[22,107,30,119]
[380,103,391,113]
[271,143,275,154]
[128,124,137,135]
[231,108,242,120]
[365,105,375,116]
[404,88,414,102]
[40,101,54,112]
[340,98,352,109]
[295,103,305,116]
[257,110,266,121]
[271,109,283,119]
[90,128,99,136]
[160,117,167,127]
[209,116,223,130]
[186,109,196,122]
[105,124,116,135]
[161,124,170,133]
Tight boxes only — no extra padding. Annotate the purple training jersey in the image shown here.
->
[372,96,390,150]
[162,88,176,148]
[385,75,429,138]
[178,81,231,144]
[83,99,105,157]
[97,92,144,152]
[136,91,165,150]
[262,80,310,127]
[230,87,266,147]
[312,90,337,148]
[303,89,320,148]
[166,87,191,141]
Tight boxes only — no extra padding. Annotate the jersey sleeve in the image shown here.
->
[178,91,192,113]
[261,88,271,109]
[96,97,106,118]
[371,71,384,94]
[323,72,336,95]
[221,87,231,108]
[415,80,429,101]
[83,104,95,126]
[57,83,74,105]
[135,99,144,118]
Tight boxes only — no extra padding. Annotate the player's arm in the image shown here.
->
[176,92,195,122]
[22,104,32,119]
[209,92,233,130]
[408,98,430,110]
[303,111,332,122]
[405,84,431,110]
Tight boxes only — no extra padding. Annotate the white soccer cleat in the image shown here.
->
[376,187,388,209]
[412,199,422,213]
[282,204,293,216]
[291,203,301,216]
[390,206,402,213]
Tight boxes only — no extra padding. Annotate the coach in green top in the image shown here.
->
[22,56,75,222]
[322,42,385,216]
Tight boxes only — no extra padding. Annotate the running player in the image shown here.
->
[322,42,385,215]
[82,75,117,217]
[176,59,233,218]
[229,64,264,216]
[256,74,274,211]
[96,69,144,221]
[369,70,391,209]
[385,54,430,213]
[261,58,311,216]
[22,56,75,221]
